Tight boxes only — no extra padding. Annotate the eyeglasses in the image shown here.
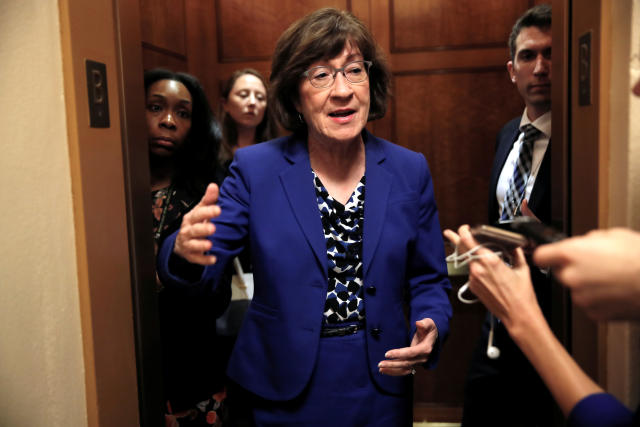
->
[302,60,372,88]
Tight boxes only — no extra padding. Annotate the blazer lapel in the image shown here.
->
[279,136,327,271]
[362,132,391,277]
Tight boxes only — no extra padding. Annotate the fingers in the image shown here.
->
[184,204,221,226]
[179,221,216,243]
[181,183,221,226]
[458,225,477,249]
[378,348,428,376]
[378,364,419,376]
[443,229,460,246]
[512,247,527,267]
[533,240,572,269]
[520,199,541,222]
[173,185,222,265]
[199,183,219,207]
[185,253,218,266]
[384,345,429,361]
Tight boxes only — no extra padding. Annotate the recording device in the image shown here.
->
[471,218,566,251]
[506,218,567,245]
[471,225,529,251]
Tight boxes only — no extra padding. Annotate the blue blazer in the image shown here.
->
[158,130,452,401]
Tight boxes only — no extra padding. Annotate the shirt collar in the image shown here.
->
[520,109,551,138]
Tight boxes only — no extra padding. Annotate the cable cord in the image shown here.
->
[446,243,513,359]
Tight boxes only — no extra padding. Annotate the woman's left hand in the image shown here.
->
[378,318,438,376]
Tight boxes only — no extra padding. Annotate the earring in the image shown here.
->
[297,112,304,123]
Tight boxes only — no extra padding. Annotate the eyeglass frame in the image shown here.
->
[301,60,373,88]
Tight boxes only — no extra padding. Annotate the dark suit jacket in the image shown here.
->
[462,116,555,426]
[488,117,551,224]
[158,130,452,401]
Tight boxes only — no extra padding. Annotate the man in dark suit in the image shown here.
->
[461,4,555,426]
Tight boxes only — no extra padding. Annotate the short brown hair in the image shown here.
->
[509,4,551,60]
[270,8,391,133]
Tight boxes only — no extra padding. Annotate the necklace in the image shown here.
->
[153,183,175,242]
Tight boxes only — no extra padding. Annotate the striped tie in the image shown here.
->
[500,124,541,220]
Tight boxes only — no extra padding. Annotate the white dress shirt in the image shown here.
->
[496,109,551,218]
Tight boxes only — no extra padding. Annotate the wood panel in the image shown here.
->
[139,0,186,56]
[141,44,188,72]
[215,0,348,63]
[394,70,524,231]
[390,0,532,52]
[184,0,219,102]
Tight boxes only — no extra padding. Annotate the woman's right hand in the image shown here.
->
[457,227,543,333]
[173,183,221,265]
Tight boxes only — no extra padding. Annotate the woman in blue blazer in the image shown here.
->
[158,8,452,426]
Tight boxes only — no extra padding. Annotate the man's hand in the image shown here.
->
[173,183,221,265]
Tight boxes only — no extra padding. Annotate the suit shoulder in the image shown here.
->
[498,117,521,135]
[370,135,425,162]
[368,135,429,184]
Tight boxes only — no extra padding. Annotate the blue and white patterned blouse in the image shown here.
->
[312,171,366,324]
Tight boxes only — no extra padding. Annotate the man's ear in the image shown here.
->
[507,60,516,84]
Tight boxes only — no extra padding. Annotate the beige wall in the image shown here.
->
[606,0,640,410]
[0,1,88,425]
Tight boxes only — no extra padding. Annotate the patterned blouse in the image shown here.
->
[312,171,366,324]
[152,185,196,249]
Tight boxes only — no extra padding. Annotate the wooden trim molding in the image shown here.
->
[58,0,140,424]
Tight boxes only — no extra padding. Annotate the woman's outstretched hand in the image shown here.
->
[173,183,221,265]
[378,318,438,376]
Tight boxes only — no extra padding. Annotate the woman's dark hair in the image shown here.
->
[219,68,277,164]
[270,8,391,134]
[144,68,222,196]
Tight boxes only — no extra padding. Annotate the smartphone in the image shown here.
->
[507,219,566,245]
[471,225,529,251]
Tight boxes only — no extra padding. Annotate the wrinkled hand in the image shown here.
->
[378,318,438,376]
[534,228,640,320]
[459,227,543,332]
[173,183,221,265]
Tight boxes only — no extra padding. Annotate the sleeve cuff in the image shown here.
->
[568,393,633,427]
[168,252,205,283]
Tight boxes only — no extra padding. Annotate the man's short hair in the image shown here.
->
[508,4,551,59]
